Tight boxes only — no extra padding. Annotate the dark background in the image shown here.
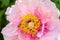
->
[0,0,60,40]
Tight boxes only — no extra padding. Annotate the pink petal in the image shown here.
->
[1,0,60,40]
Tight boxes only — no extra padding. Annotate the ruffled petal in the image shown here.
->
[1,23,19,40]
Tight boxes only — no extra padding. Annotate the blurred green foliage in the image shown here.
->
[51,0,60,11]
[0,0,16,40]
[0,0,60,40]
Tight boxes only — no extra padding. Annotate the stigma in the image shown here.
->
[28,22,34,29]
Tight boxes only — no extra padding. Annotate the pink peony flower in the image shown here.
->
[1,0,60,40]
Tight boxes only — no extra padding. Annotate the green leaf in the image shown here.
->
[9,0,16,7]
[0,33,4,40]
[51,0,60,10]
[1,0,10,7]
[0,0,16,40]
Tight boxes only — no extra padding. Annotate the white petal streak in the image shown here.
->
[5,5,15,15]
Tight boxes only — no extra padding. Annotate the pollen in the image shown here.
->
[19,14,41,36]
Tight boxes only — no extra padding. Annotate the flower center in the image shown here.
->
[19,14,41,36]
[28,22,34,29]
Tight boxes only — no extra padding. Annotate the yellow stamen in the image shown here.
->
[19,14,41,36]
